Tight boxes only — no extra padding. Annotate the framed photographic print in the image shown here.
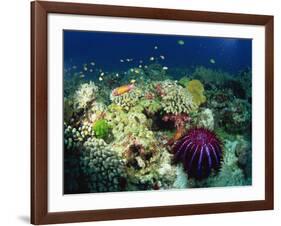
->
[31,1,274,225]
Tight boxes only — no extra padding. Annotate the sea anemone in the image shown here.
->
[173,128,222,179]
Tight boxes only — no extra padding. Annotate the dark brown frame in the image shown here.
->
[31,1,274,225]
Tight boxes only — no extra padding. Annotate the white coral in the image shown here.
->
[73,81,98,110]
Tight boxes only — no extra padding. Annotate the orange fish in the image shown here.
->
[168,128,185,146]
[112,84,135,96]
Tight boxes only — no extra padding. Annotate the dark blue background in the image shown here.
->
[64,30,252,74]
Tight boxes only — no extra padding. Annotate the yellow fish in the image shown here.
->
[112,84,135,96]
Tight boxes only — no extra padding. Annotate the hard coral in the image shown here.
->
[80,138,127,192]
[110,87,142,111]
[73,81,98,110]
[160,80,197,114]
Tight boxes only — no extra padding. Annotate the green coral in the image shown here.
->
[92,119,110,139]
[187,79,206,106]
[80,138,127,192]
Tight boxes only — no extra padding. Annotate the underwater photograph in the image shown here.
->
[63,30,252,194]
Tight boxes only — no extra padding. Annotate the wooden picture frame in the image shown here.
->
[31,1,274,224]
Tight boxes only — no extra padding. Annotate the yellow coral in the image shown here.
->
[187,80,206,106]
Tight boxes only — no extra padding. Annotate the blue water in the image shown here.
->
[64,30,252,75]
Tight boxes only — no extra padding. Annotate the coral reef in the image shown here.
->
[63,59,252,193]
[235,135,252,179]
[173,128,222,179]
[192,108,214,130]
[192,66,231,88]
[73,81,99,110]
[92,119,110,139]
[64,123,94,151]
[110,86,142,111]
[178,76,190,87]
[162,113,190,130]
[187,79,206,106]
[159,81,197,114]
[80,138,127,192]
[219,99,251,134]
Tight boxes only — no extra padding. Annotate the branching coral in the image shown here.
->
[110,87,142,111]
[80,138,127,192]
[64,122,94,151]
[159,81,197,114]
[73,81,99,110]
[139,99,162,116]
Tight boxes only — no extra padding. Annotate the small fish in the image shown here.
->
[120,59,124,63]
[83,67,88,71]
[134,69,140,74]
[177,40,185,45]
[149,57,154,61]
[99,77,103,81]
[115,73,119,77]
[138,65,142,68]
[89,69,93,73]
[72,65,77,69]
[144,65,148,69]
[80,74,85,78]
[100,72,105,76]
[210,58,216,64]
[139,60,143,63]
[154,46,158,50]
[163,66,168,70]
[90,62,95,66]
[130,68,134,72]
[160,55,165,60]
[126,58,133,62]
[112,84,135,96]
[130,79,136,84]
